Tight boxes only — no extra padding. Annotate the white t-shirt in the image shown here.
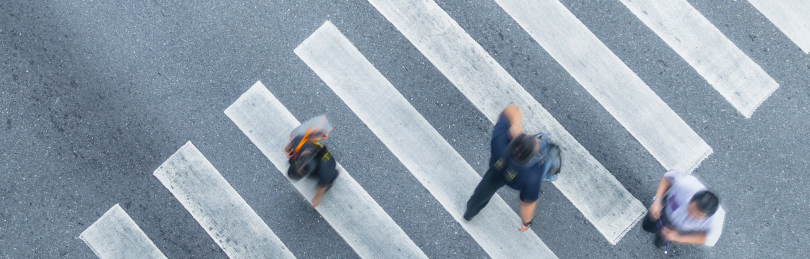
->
[663,170,725,246]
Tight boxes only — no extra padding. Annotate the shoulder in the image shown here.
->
[664,169,685,178]
[664,169,693,184]
[707,205,726,234]
[703,205,725,246]
[712,206,726,222]
[521,173,542,201]
[493,113,510,131]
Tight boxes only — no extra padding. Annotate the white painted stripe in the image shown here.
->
[618,0,780,118]
[748,0,810,54]
[153,142,295,259]
[364,0,646,245]
[80,204,167,259]
[224,81,428,259]
[295,22,556,259]
[495,0,712,177]
[362,0,646,244]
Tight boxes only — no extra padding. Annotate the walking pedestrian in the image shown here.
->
[463,104,560,232]
[643,169,725,249]
[285,115,338,208]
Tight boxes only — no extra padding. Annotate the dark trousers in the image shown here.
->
[642,212,662,233]
[465,167,508,218]
[642,197,672,234]
[642,207,672,248]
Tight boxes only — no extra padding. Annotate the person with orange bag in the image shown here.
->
[284,115,338,208]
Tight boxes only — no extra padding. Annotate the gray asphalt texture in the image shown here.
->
[2,0,809,258]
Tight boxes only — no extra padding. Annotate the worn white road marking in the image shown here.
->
[619,0,780,118]
[495,0,712,179]
[295,22,556,258]
[364,0,647,245]
[80,204,167,259]
[225,81,428,259]
[153,142,295,259]
[747,0,810,53]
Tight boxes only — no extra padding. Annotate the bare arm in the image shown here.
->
[672,232,707,244]
[518,199,537,232]
[662,227,707,244]
[311,186,327,208]
[649,174,673,220]
[653,174,672,199]
[502,104,523,138]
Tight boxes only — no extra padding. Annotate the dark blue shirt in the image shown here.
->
[312,141,338,188]
[490,114,544,202]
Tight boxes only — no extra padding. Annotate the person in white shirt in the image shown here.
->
[643,169,725,248]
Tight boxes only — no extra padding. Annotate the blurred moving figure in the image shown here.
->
[284,115,338,208]
[463,105,561,232]
[644,169,726,248]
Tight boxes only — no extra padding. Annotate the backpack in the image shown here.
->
[535,133,562,182]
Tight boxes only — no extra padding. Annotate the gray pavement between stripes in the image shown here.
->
[1,0,808,258]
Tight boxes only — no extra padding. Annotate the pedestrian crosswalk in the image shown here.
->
[496,0,712,175]
[365,0,646,245]
[79,0,804,257]
[80,204,167,259]
[747,0,810,54]
[225,81,428,259]
[296,22,555,258]
[153,142,295,259]
[619,0,780,119]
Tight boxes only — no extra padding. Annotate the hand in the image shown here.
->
[311,196,322,208]
[518,225,531,232]
[518,220,531,232]
[648,200,662,220]
[660,227,679,241]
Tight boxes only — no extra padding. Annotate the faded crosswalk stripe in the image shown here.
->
[365,0,646,245]
[495,0,712,178]
[225,81,428,259]
[619,0,780,118]
[295,21,556,259]
[747,0,810,54]
[153,142,295,259]
[80,204,167,259]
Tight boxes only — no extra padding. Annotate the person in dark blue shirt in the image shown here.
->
[464,105,546,232]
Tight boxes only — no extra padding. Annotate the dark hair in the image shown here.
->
[690,190,719,217]
[507,134,537,165]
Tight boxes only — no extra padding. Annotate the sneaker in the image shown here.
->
[543,174,558,182]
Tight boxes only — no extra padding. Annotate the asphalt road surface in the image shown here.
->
[1,0,809,258]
